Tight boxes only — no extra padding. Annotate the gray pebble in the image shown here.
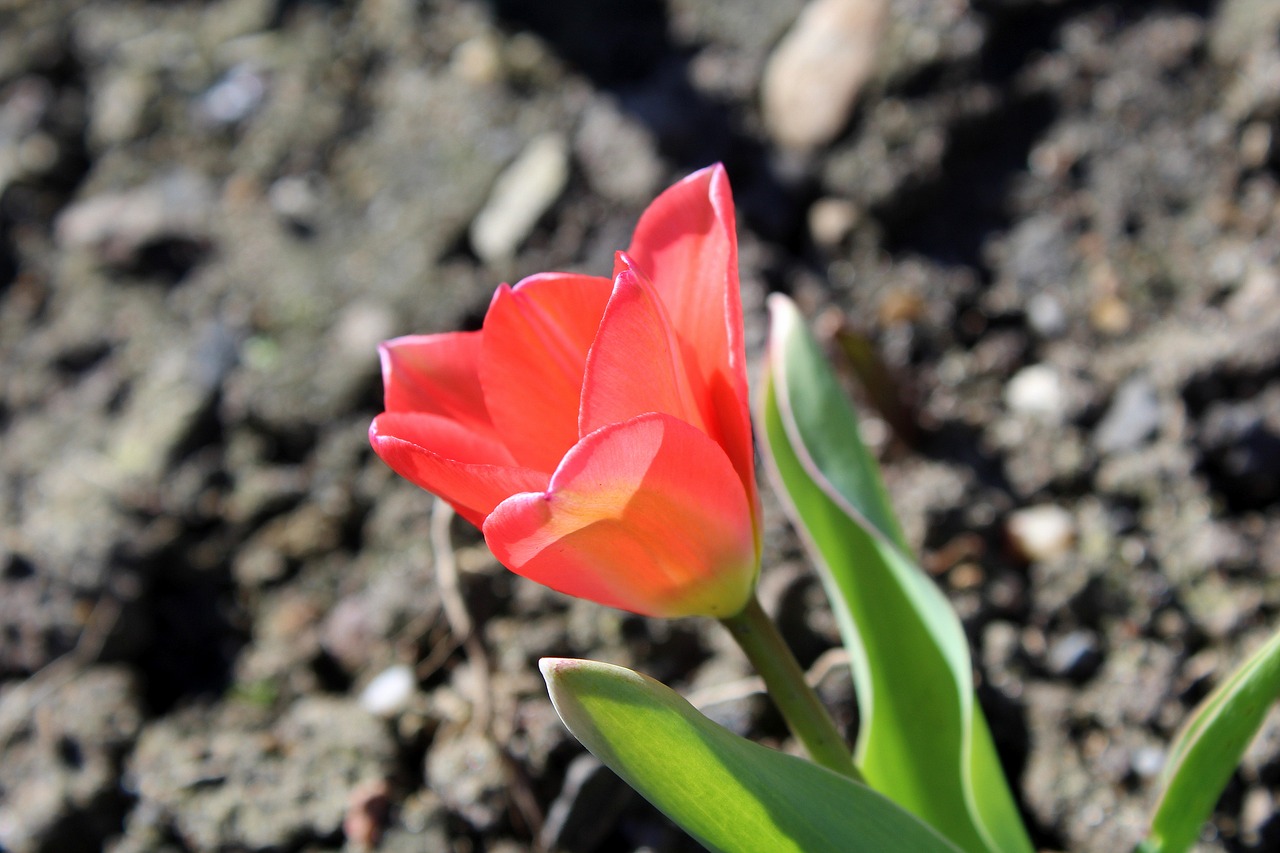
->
[1095,377,1161,454]
[1046,630,1102,682]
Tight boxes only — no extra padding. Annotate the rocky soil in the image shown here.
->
[2,0,1279,851]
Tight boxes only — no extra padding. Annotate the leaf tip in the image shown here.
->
[766,292,799,327]
[538,656,577,683]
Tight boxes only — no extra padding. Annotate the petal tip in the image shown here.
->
[487,281,514,311]
[614,250,638,272]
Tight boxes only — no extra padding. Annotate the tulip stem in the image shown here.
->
[720,595,863,783]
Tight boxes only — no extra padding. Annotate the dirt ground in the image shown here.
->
[2,0,1280,851]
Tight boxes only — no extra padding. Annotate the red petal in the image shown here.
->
[480,273,613,473]
[579,263,706,436]
[379,332,493,439]
[370,413,548,527]
[483,413,757,618]
[626,165,756,512]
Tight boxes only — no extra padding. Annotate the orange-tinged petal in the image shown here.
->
[625,164,756,514]
[579,262,707,437]
[370,412,548,527]
[483,413,757,618]
[380,332,494,437]
[480,272,613,473]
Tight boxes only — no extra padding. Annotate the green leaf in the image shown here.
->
[541,657,963,853]
[760,295,1032,853]
[1139,628,1280,853]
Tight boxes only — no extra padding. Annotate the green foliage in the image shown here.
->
[1139,628,1280,853]
[760,295,1032,853]
[228,677,279,709]
[541,657,962,853]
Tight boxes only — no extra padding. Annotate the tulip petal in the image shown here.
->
[483,413,756,618]
[480,272,613,472]
[625,164,756,510]
[380,332,494,437]
[579,263,707,437]
[370,412,549,527]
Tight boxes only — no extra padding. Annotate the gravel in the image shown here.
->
[3,0,1279,850]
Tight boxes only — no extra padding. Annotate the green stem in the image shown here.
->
[720,595,863,783]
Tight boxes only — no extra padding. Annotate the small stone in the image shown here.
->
[808,197,859,248]
[1026,292,1068,338]
[981,621,1022,678]
[1005,215,1075,297]
[450,34,504,85]
[359,665,417,718]
[231,543,288,586]
[16,132,56,174]
[1226,265,1280,321]
[877,289,926,326]
[1046,630,1102,681]
[1005,364,1066,421]
[1090,294,1131,334]
[1131,746,1164,780]
[268,173,323,228]
[1095,378,1161,454]
[948,562,985,590]
[470,133,570,263]
[195,64,267,126]
[334,300,395,359]
[1240,787,1275,844]
[1240,121,1273,169]
[1007,504,1076,562]
[90,71,154,148]
[761,0,888,150]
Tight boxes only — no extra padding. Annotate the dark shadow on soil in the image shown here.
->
[0,231,15,290]
[874,91,1058,274]
[0,32,92,242]
[483,0,815,245]
[483,0,668,86]
[139,569,246,714]
[115,237,214,287]
[977,682,1058,850]
[1183,366,1280,513]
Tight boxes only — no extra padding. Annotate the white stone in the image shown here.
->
[808,197,860,248]
[470,133,570,263]
[1007,504,1076,563]
[761,0,888,150]
[451,34,504,85]
[1005,364,1065,421]
[359,664,417,717]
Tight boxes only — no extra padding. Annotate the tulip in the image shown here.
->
[370,165,761,618]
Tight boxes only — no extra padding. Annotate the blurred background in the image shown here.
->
[2,0,1279,850]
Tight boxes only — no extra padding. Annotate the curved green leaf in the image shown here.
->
[760,295,1032,853]
[1139,628,1280,853]
[541,657,962,853]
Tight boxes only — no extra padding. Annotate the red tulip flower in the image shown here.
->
[369,165,760,618]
